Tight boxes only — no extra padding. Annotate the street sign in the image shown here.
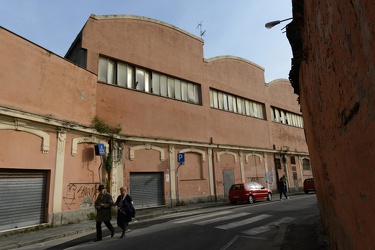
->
[94,143,106,156]
[177,153,185,163]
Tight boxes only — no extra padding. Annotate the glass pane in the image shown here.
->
[107,59,115,84]
[232,97,237,113]
[245,101,251,116]
[127,67,133,88]
[181,82,188,101]
[236,97,242,114]
[223,93,228,111]
[175,79,181,100]
[280,110,285,123]
[98,57,107,82]
[218,92,224,109]
[257,103,264,119]
[168,78,175,98]
[136,68,145,91]
[152,73,160,95]
[188,83,195,103]
[275,109,280,122]
[160,75,167,97]
[194,85,200,104]
[252,102,258,117]
[117,62,127,87]
[228,95,233,111]
[145,71,150,92]
[212,90,218,108]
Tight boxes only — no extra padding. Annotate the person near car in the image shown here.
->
[94,184,115,241]
[114,186,134,238]
[278,176,289,200]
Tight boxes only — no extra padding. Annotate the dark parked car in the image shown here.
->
[229,182,272,204]
[303,178,315,194]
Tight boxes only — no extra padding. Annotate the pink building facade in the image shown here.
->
[0,15,309,231]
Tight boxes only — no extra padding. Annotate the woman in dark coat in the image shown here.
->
[114,186,134,238]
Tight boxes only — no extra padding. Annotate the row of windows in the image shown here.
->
[99,56,302,126]
[98,56,201,104]
[209,89,265,119]
[271,107,304,128]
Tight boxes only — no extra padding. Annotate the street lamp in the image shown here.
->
[265,17,293,29]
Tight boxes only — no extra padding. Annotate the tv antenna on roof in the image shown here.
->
[196,21,206,38]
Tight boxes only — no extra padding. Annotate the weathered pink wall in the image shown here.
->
[0,28,97,126]
[291,0,375,248]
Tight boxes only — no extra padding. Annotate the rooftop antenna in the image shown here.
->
[196,21,206,38]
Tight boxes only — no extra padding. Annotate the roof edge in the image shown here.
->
[90,14,203,42]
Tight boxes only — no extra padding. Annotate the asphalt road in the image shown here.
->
[18,195,319,250]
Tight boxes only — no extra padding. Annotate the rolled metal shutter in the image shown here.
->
[129,172,164,209]
[0,170,47,231]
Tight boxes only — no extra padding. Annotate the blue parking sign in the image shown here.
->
[177,153,185,163]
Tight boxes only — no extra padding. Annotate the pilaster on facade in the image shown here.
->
[53,130,66,216]
[169,145,176,203]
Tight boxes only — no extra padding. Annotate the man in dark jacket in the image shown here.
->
[94,184,115,241]
[278,176,289,200]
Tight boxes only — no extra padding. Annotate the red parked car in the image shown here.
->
[303,178,315,194]
[229,182,272,204]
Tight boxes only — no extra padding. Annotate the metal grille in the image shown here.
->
[0,170,47,231]
[129,172,164,209]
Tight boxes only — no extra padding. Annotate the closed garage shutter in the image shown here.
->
[130,172,164,209]
[0,170,48,231]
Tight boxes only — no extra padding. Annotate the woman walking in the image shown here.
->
[114,186,134,238]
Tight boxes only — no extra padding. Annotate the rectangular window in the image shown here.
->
[193,85,200,104]
[181,81,188,101]
[160,75,167,97]
[152,73,160,95]
[168,77,175,98]
[187,83,195,103]
[175,79,181,100]
[291,156,296,164]
[135,68,145,91]
[127,67,134,88]
[117,62,127,87]
[228,95,233,112]
[212,90,218,108]
[223,93,228,111]
[98,57,108,83]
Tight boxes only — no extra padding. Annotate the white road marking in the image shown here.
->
[194,212,250,225]
[242,217,295,235]
[215,214,272,230]
[173,210,232,224]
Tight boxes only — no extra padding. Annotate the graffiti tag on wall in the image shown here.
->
[265,171,275,185]
[63,183,99,210]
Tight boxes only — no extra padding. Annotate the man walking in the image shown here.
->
[94,184,115,241]
[278,175,289,200]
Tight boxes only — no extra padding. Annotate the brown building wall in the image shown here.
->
[290,0,375,249]
[0,28,97,126]
[0,14,310,230]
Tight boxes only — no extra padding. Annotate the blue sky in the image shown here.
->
[0,0,292,83]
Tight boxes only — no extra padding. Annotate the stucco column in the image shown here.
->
[111,141,124,196]
[239,152,245,183]
[208,149,215,198]
[169,145,176,204]
[264,152,270,190]
[53,130,66,214]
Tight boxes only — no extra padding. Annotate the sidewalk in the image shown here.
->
[0,195,329,250]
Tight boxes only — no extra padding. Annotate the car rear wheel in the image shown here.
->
[267,193,272,201]
[248,195,254,204]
